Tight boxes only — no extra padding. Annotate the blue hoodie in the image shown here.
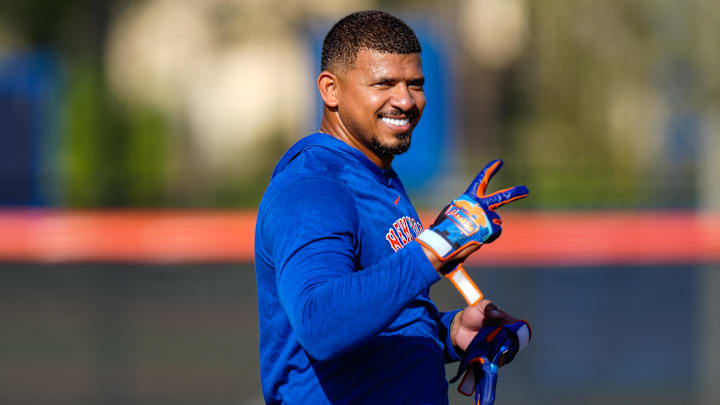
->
[255,133,461,404]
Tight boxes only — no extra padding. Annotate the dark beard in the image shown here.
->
[371,133,412,157]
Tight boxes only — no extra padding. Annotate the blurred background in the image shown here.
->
[1,0,719,404]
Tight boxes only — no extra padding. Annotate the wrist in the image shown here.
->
[420,243,444,272]
[416,228,454,261]
[450,310,463,351]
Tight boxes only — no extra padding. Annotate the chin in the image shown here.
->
[372,133,412,156]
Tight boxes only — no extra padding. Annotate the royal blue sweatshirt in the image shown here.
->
[255,133,461,404]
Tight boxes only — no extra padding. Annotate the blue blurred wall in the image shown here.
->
[0,50,60,206]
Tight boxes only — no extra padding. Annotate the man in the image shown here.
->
[255,10,527,404]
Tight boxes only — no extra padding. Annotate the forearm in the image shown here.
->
[279,241,440,361]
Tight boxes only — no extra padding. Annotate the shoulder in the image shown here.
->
[257,172,360,253]
[258,134,363,231]
[271,133,353,179]
[259,169,359,231]
[265,135,358,205]
[275,144,349,181]
[268,172,353,205]
[268,144,353,199]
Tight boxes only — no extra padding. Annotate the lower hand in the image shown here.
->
[450,299,519,352]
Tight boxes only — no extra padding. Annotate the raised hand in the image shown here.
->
[417,159,528,264]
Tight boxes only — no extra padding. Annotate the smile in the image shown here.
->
[381,117,410,127]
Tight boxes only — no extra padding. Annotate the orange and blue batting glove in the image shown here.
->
[416,159,528,268]
[449,320,531,405]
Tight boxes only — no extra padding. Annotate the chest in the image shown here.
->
[347,173,425,269]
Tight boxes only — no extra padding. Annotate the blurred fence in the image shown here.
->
[3,260,719,404]
[2,209,719,265]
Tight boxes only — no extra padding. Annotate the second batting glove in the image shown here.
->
[449,320,532,405]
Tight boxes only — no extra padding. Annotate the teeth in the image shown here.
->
[381,117,409,127]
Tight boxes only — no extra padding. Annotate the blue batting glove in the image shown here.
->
[449,321,532,405]
[416,159,528,270]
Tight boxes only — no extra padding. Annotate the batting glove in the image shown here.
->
[416,159,528,268]
[449,320,532,405]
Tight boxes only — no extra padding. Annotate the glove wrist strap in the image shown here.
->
[416,229,453,259]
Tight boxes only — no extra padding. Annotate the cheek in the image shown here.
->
[362,92,385,116]
[342,87,379,115]
[415,93,427,113]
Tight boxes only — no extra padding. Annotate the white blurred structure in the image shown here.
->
[106,0,214,114]
[105,0,373,172]
[607,84,667,178]
[186,39,311,169]
[459,0,529,70]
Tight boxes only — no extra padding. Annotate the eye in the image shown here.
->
[408,79,425,90]
[373,79,394,87]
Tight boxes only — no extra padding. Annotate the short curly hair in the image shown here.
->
[321,10,422,72]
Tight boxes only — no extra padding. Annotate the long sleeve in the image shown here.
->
[440,309,463,363]
[260,175,441,361]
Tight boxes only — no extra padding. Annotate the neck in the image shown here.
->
[320,113,393,169]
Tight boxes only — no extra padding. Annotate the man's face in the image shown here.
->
[336,48,425,158]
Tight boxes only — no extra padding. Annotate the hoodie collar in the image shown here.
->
[275,132,395,185]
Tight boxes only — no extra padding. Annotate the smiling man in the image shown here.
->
[254,10,527,405]
[318,45,424,165]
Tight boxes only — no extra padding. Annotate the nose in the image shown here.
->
[390,83,416,112]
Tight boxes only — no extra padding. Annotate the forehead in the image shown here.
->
[349,48,423,78]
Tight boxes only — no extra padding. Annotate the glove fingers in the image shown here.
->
[483,185,529,210]
[465,159,504,198]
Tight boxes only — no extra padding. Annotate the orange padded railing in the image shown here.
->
[1,210,719,265]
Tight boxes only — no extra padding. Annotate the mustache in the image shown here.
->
[379,107,419,121]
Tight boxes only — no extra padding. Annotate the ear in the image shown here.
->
[317,71,339,108]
